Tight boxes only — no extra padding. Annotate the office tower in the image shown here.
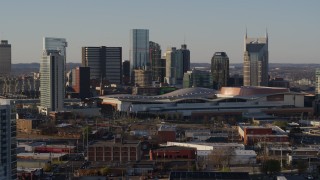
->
[0,40,11,76]
[150,41,165,82]
[159,58,166,83]
[129,29,149,82]
[211,52,229,90]
[43,37,67,71]
[165,47,183,86]
[315,69,320,97]
[40,50,65,112]
[71,67,90,99]
[183,69,213,88]
[82,46,122,84]
[243,31,269,86]
[122,60,130,85]
[180,44,190,73]
[134,69,152,87]
[228,74,244,87]
[0,99,17,180]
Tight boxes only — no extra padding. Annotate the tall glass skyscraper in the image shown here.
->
[129,29,149,73]
[43,37,68,73]
[40,50,65,112]
[243,31,269,86]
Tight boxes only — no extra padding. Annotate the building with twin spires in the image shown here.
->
[243,31,269,86]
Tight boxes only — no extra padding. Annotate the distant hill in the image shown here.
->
[12,63,81,71]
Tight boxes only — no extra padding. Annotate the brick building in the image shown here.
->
[157,125,176,143]
[149,146,196,160]
[238,125,289,145]
[88,138,141,162]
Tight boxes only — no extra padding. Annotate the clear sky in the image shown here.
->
[0,0,319,64]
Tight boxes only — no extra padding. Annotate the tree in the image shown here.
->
[260,159,281,175]
[43,164,52,172]
[273,121,288,130]
[100,167,110,176]
[208,148,234,169]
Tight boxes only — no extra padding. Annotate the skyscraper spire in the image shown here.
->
[265,28,268,38]
[244,27,247,51]
[245,27,247,39]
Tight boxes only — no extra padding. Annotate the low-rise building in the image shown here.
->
[238,125,289,145]
[88,138,141,162]
[149,146,197,160]
[158,125,176,143]
[17,153,67,161]
[16,119,42,133]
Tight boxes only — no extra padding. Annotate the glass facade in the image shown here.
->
[129,29,149,70]
[243,34,269,86]
[40,50,65,112]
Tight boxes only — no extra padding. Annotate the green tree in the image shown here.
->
[261,159,281,175]
[43,164,52,172]
[100,167,110,175]
[273,121,288,130]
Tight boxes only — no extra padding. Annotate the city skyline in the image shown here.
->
[0,0,319,64]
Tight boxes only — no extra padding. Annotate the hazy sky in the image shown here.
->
[0,0,319,64]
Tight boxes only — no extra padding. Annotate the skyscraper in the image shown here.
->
[82,46,122,84]
[122,60,130,85]
[243,31,269,86]
[0,99,17,180]
[180,44,190,73]
[129,29,149,81]
[40,50,65,112]
[43,37,67,71]
[165,47,183,86]
[0,40,11,76]
[315,68,320,97]
[211,52,229,90]
[149,41,164,82]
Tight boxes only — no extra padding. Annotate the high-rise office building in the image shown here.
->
[165,47,183,86]
[40,50,65,112]
[71,67,90,99]
[0,99,17,180]
[129,29,149,82]
[211,52,229,90]
[315,69,320,97]
[180,44,190,73]
[183,69,213,88]
[243,31,269,86]
[122,60,130,85]
[0,40,11,76]
[43,37,67,71]
[149,41,165,82]
[82,46,122,84]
